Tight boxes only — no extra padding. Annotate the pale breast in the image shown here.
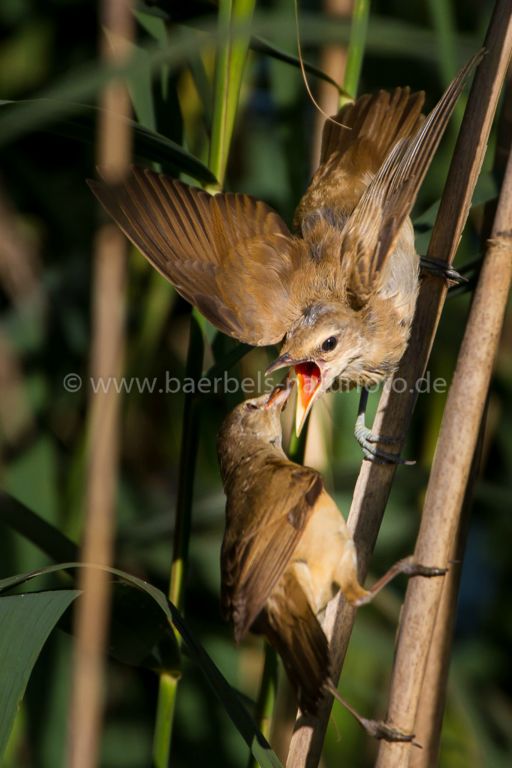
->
[291,490,354,613]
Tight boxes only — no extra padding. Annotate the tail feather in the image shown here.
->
[259,571,330,715]
[294,89,426,231]
[320,88,425,170]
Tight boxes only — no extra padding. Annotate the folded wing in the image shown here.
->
[221,460,323,641]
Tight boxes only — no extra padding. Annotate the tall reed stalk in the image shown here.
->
[376,36,512,768]
[286,2,512,766]
[408,79,512,767]
[66,1,133,766]
[152,3,255,765]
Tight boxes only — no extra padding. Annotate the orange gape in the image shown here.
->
[89,52,483,460]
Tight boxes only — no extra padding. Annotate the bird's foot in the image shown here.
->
[354,423,414,466]
[420,256,468,286]
[358,717,418,745]
[397,556,448,578]
[327,683,420,745]
[352,556,447,607]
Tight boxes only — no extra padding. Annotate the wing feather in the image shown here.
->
[88,167,305,345]
[221,461,323,640]
[342,49,484,307]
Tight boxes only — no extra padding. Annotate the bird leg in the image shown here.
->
[324,681,420,745]
[420,256,468,286]
[354,389,413,465]
[353,555,447,607]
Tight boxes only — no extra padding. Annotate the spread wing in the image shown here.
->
[341,49,484,309]
[88,167,306,345]
[221,459,323,641]
[294,87,425,231]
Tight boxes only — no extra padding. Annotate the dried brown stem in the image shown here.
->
[66,1,133,767]
[409,65,512,767]
[286,2,512,766]
[408,414,484,768]
[376,131,512,768]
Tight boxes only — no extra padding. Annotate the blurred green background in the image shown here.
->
[1,0,511,766]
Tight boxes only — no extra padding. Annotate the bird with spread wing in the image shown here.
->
[89,51,483,461]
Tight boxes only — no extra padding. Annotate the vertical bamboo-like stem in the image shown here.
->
[376,127,512,768]
[409,73,512,766]
[208,0,255,190]
[247,645,279,768]
[286,3,512,767]
[66,2,132,767]
[152,315,204,768]
[341,0,369,102]
[152,4,255,764]
[409,414,485,768]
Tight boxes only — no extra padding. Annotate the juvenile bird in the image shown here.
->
[217,381,445,734]
[89,52,482,460]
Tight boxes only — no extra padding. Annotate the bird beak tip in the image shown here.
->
[265,380,294,409]
[265,353,292,376]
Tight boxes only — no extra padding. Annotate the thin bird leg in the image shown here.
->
[324,681,420,745]
[419,256,468,285]
[354,389,412,465]
[352,555,447,607]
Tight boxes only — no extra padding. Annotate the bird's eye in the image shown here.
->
[321,336,338,352]
[246,402,258,411]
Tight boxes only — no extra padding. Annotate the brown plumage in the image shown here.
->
[217,383,446,723]
[88,51,483,458]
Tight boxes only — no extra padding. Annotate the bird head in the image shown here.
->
[218,379,293,457]
[266,303,365,435]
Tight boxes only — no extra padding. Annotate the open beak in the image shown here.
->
[265,378,294,410]
[266,354,323,435]
[294,362,322,436]
[265,353,294,376]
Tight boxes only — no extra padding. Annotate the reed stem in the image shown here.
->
[341,0,370,102]
[152,315,204,768]
[286,2,512,765]
[152,1,254,761]
[67,1,132,766]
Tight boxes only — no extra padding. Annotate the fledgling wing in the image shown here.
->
[294,87,425,229]
[342,49,484,309]
[221,459,323,641]
[88,167,305,345]
[259,570,330,715]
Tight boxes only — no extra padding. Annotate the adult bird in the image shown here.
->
[89,51,483,460]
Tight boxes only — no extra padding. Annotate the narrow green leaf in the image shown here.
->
[0,99,216,183]
[427,0,458,85]
[0,13,477,148]
[0,492,79,564]
[343,0,370,102]
[209,0,256,188]
[0,494,179,674]
[206,340,252,380]
[250,36,348,95]
[0,590,80,759]
[0,564,282,768]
